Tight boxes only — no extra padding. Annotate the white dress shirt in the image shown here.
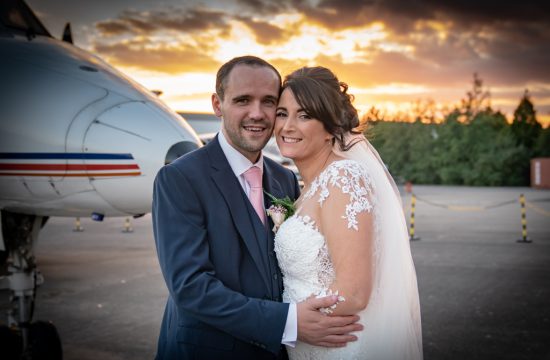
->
[218,131,297,347]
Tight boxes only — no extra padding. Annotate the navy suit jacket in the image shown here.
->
[153,135,300,359]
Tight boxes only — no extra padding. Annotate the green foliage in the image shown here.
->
[534,127,550,157]
[511,90,542,150]
[364,75,546,186]
[367,105,541,186]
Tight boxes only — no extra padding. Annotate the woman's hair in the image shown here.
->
[282,66,362,151]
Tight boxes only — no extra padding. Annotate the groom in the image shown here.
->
[153,56,361,359]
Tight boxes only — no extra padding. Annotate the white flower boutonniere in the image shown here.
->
[264,191,296,233]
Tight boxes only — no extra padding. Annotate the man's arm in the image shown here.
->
[153,164,287,354]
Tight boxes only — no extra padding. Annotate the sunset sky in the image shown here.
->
[28,0,550,126]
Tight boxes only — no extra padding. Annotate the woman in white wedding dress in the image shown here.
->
[273,66,423,360]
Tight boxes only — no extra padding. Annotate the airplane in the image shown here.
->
[0,0,202,357]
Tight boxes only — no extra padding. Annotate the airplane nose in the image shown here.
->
[80,101,201,214]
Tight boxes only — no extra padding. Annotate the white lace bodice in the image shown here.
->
[274,160,375,304]
[274,160,376,359]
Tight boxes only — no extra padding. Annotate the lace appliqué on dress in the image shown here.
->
[304,160,375,231]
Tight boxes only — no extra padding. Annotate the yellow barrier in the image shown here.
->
[122,217,133,233]
[73,217,84,232]
[408,194,550,244]
[408,194,420,241]
[517,194,532,243]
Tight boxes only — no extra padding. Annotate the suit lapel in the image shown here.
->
[207,137,271,292]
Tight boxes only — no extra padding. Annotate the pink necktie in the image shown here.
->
[243,166,266,224]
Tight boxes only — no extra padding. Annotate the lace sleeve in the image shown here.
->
[314,160,376,315]
[307,160,375,230]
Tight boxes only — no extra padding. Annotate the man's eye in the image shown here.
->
[236,98,249,104]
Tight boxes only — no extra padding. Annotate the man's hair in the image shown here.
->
[215,56,281,100]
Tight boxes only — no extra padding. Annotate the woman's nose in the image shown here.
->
[281,116,296,131]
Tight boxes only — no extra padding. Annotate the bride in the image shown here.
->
[273,66,423,359]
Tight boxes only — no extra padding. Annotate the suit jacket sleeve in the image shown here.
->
[153,164,289,354]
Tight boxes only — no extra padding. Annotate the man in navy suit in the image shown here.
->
[153,56,362,359]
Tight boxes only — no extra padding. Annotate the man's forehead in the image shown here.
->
[226,65,279,92]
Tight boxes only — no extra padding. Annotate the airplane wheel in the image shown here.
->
[0,325,23,360]
[26,321,63,360]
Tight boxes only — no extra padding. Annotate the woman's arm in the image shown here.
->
[318,165,375,316]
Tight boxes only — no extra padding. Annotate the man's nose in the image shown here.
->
[248,101,263,120]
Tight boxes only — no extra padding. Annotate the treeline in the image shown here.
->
[364,76,550,186]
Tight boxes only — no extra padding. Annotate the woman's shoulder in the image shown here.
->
[322,158,368,181]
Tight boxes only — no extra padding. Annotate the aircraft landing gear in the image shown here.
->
[1,211,62,359]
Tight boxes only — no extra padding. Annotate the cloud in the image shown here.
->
[235,16,291,44]
[95,7,230,37]
[234,0,291,15]
[87,0,549,104]
[93,38,220,73]
[300,0,550,32]
[281,0,550,87]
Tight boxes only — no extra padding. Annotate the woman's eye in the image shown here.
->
[276,111,287,117]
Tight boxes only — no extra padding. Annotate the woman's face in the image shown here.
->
[274,88,332,161]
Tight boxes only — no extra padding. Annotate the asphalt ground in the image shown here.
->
[1,185,549,359]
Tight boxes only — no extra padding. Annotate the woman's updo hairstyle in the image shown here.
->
[281,66,361,151]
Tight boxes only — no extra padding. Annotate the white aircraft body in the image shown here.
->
[0,1,201,356]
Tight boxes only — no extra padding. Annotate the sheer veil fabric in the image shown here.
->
[333,133,423,359]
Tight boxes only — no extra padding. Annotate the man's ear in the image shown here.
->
[212,93,222,117]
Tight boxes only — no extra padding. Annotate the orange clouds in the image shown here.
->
[94,39,219,74]
[82,0,550,124]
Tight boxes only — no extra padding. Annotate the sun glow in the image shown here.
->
[352,83,430,95]
[99,12,549,126]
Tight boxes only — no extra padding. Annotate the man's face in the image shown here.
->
[212,64,279,163]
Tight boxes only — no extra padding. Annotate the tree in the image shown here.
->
[534,127,550,157]
[511,90,542,150]
[459,73,492,122]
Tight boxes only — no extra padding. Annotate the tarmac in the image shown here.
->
[1,185,549,360]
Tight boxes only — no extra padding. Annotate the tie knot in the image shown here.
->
[243,166,262,189]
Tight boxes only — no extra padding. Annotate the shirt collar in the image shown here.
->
[218,130,264,177]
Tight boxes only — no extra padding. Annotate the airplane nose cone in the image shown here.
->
[81,101,201,214]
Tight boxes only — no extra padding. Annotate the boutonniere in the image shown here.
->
[264,191,296,233]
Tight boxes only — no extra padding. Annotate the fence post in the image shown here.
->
[73,217,84,232]
[409,193,420,241]
[122,217,133,233]
[517,194,532,243]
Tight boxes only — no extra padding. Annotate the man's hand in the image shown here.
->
[297,295,363,347]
